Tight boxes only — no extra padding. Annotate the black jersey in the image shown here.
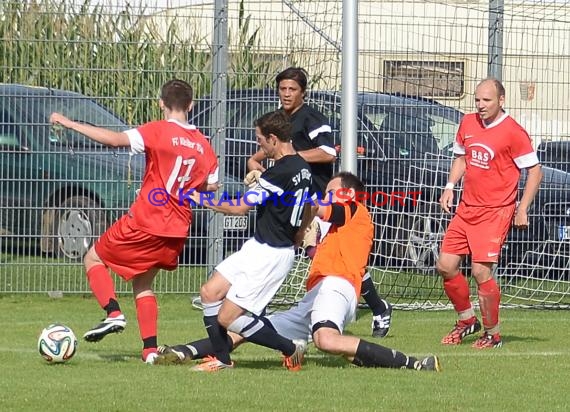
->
[288,104,336,195]
[250,154,313,247]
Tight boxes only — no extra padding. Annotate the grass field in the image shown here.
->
[1,294,569,412]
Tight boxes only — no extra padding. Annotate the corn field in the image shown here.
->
[0,0,282,125]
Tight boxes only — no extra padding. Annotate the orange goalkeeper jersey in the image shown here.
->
[306,201,373,296]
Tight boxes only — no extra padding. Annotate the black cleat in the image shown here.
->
[83,314,126,342]
[419,356,442,372]
[155,344,195,364]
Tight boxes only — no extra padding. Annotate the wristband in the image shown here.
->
[445,182,455,190]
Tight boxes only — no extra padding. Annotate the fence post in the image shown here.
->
[340,0,358,174]
[207,0,229,270]
[488,0,504,80]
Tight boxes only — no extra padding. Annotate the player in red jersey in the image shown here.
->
[437,78,543,348]
[50,79,219,363]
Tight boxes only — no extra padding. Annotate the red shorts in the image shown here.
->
[441,203,516,263]
[95,215,186,281]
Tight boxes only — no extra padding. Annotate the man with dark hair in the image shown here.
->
[438,77,542,348]
[248,67,335,194]
[158,172,440,372]
[189,110,314,372]
[50,79,219,363]
[246,66,393,338]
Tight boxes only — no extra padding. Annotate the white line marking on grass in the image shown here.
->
[439,351,569,357]
[303,350,570,359]
[5,346,569,364]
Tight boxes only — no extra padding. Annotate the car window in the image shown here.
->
[188,102,211,134]
[190,98,243,139]
[426,113,460,150]
[364,112,389,129]
[380,109,440,158]
[0,108,24,150]
[361,105,423,159]
[234,100,277,135]
[308,98,339,129]
[227,100,277,176]
[14,95,125,151]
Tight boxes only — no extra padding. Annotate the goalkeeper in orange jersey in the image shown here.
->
[158,172,440,371]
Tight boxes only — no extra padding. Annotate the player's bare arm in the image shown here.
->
[246,149,268,172]
[298,147,336,164]
[294,204,316,247]
[196,181,221,193]
[439,155,466,213]
[189,190,252,215]
[49,112,130,147]
[514,164,543,229]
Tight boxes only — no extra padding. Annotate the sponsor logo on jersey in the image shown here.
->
[468,143,495,170]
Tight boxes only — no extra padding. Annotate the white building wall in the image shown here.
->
[146,0,570,141]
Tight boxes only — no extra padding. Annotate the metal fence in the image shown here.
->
[1,0,570,307]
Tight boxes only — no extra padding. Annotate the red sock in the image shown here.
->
[478,278,501,330]
[86,265,119,316]
[443,273,472,313]
[136,294,158,344]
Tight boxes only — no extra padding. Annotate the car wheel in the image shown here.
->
[55,195,108,260]
[403,213,445,273]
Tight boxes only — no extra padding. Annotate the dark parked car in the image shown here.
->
[190,89,570,275]
[537,140,570,172]
[0,84,251,263]
[0,84,141,259]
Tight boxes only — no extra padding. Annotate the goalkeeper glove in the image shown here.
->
[301,220,321,249]
[243,170,262,188]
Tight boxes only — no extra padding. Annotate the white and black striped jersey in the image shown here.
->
[245,154,314,247]
[289,104,336,195]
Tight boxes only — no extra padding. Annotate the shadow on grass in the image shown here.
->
[305,355,348,368]
[226,359,285,370]
[232,356,349,370]
[500,334,546,344]
[95,352,140,362]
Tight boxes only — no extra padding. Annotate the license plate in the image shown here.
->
[559,225,570,240]
[223,215,248,230]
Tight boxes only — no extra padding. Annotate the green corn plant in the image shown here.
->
[0,0,323,125]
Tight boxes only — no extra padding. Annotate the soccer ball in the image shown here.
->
[37,323,77,363]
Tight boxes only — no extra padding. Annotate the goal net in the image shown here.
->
[263,0,570,308]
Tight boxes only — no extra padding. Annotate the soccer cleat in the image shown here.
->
[83,314,126,342]
[472,332,502,349]
[293,339,308,354]
[372,299,393,338]
[144,352,158,365]
[191,296,204,310]
[419,356,442,372]
[282,340,306,372]
[155,344,195,365]
[191,356,234,372]
[441,317,481,345]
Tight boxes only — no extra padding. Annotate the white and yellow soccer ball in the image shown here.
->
[38,323,77,363]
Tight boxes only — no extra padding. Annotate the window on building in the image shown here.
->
[383,61,465,98]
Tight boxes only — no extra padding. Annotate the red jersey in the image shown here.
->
[453,112,539,207]
[125,119,218,237]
